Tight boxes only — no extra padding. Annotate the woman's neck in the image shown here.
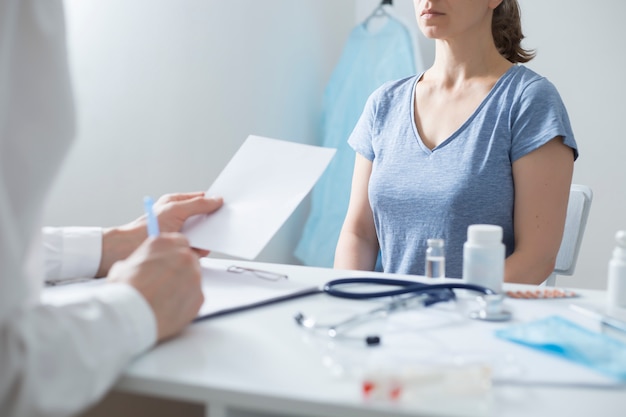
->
[426,32,512,87]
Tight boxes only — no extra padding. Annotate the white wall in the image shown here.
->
[46,0,355,264]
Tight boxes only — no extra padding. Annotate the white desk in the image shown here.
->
[45,259,626,417]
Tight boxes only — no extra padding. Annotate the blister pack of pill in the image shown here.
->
[505,288,578,299]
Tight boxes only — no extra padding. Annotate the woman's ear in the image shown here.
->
[488,0,504,11]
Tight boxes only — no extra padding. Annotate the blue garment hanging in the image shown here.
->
[295,11,418,267]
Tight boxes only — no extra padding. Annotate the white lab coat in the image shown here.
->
[0,1,156,416]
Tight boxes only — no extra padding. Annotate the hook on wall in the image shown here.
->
[365,0,394,28]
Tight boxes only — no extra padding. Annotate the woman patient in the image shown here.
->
[334,0,577,285]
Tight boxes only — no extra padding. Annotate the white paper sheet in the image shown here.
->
[181,135,336,259]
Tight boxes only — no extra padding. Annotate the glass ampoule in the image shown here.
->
[425,238,445,280]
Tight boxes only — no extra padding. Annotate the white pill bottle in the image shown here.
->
[462,224,505,293]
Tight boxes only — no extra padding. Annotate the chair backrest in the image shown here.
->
[545,184,593,286]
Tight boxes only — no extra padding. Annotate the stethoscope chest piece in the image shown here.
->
[469,294,512,322]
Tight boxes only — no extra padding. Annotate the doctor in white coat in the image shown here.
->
[0,1,222,416]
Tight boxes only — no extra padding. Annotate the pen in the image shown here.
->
[569,304,626,335]
[143,196,160,237]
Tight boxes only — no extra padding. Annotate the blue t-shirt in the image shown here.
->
[348,65,578,278]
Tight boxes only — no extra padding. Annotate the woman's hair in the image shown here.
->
[492,0,535,63]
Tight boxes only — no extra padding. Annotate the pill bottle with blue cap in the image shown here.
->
[462,224,505,293]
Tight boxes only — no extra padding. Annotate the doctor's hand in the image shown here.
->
[144,192,224,238]
[96,192,223,278]
[107,233,204,342]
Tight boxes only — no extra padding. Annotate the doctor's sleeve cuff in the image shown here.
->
[43,227,103,282]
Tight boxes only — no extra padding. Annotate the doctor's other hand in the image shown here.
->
[96,192,223,277]
[148,192,224,237]
[107,233,204,342]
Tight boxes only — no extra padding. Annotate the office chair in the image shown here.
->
[544,184,593,286]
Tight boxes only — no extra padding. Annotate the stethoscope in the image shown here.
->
[294,277,512,346]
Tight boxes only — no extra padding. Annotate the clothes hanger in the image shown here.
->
[363,0,394,30]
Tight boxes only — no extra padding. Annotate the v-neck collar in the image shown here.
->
[410,65,519,155]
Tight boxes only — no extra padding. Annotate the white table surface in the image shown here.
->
[43,258,626,417]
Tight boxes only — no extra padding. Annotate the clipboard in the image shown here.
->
[42,259,321,322]
[194,259,321,321]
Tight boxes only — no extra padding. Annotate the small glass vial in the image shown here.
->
[425,238,445,280]
[463,224,505,293]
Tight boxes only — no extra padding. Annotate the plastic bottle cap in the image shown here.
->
[467,224,503,244]
[612,230,626,261]
[427,238,444,248]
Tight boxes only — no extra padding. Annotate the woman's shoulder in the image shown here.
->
[365,74,420,110]
[506,65,560,94]
[371,74,420,98]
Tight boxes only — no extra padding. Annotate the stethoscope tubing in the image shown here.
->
[322,277,497,300]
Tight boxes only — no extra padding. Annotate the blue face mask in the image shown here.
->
[495,315,626,382]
